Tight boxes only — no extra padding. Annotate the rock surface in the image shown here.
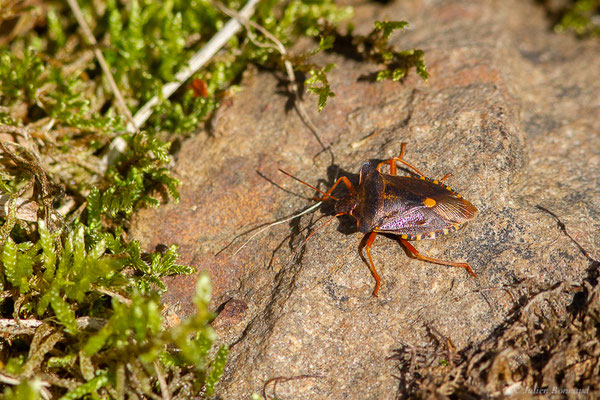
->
[130,0,600,398]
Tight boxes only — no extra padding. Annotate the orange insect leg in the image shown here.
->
[358,231,381,296]
[399,239,477,278]
[376,143,427,177]
[317,176,355,201]
[439,172,452,182]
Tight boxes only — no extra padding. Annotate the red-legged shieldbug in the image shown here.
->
[280,143,478,296]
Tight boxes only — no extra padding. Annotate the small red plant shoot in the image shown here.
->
[280,143,478,296]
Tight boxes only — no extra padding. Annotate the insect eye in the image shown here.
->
[335,197,357,215]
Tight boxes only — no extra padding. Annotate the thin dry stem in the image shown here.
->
[92,284,133,306]
[128,0,261,133]
[154,360,171,400]
[100,0,261,171]
[0,317,107,335]
[215,2,331,158]
[65,0,135,130]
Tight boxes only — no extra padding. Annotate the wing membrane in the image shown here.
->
[432,194,477,223]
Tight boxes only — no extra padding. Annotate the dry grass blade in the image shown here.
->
[128,0,261,134]
[65,0,135,129]
[99,0,261,171]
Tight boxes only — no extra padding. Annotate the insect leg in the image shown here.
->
[293,213,345,257]
[358,231,381,296]
[377,158,398,175]
[376,143,427,177]
[317,176,355,201]
[439,173,452,182]
[399,239,477,278]
[388,156,426,177]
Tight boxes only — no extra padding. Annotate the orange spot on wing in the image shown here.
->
[423,197,436,208]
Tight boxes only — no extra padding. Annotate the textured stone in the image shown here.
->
[130,0,600,398]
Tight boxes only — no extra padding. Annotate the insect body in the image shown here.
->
[281,143,478,296]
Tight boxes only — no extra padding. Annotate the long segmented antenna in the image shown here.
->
[279,169,339,201]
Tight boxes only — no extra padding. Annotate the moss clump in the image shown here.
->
[555,0,600,36]
[0,0,428,397]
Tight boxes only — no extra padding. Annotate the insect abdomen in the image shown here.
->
[375,174,477,240]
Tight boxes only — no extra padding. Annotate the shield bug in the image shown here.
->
[280,143,478,296]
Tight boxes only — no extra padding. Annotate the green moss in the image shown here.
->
[0,1,429,397]
[555,0,600,36]
[1,380,42,400]
[0,217,219,397]
[323,20,428,83]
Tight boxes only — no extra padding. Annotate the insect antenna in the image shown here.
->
[279,169,339,201]
[292,212,345,258]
